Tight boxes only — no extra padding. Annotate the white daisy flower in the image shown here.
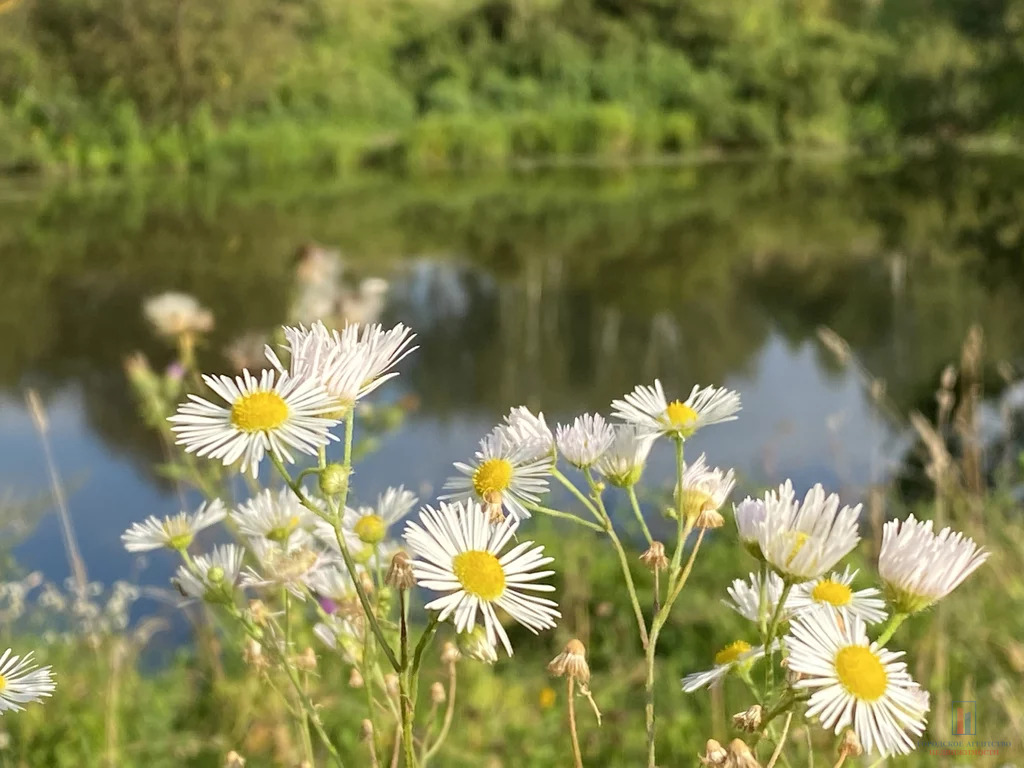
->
[345,485,418,546]
[786,610,928,756]
[594,425,655,487]
[790,566,887,624]
[879,515,989,614]
[611,380,741,439]
[122,499,227,552]
[555,414,614,469]
[242,538,329,600]
[756,481,861,583]
[313,515,363,555]
[403,500,560,655]
[168,369,339,477]
[313,616,363,663]
[143,292,213,338]
[305,565,355,603]
[724,571,791,623]
[502,406,554,462]
[675,453,736,523]
[175,544,245,603]
[682,640,766,692]
[734,496,768,558]
[0,649,55,713]
[232,488,317,546]
[266,321,416,409]
[440,428,551,522]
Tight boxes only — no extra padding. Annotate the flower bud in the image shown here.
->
[430,682,446,704]
[456,626,497,664]
[441,641,461,666]
[319,464,350,497]
[384,673,400,698]
[360,719,374,743]
[348,667,364,689]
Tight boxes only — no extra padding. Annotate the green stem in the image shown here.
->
[876,612,908,645]
[582,469,649,649]
[268,450,401,673]
[645,523,706,768]
[552,467,605,525]
[668,437,686,586]
[410,614,441,692]
[757,562,770,638]
[627,487,654,546]
[399,590,416,768]
[231,608,344,767]
[524,502,605,532]
[763,581,793,693]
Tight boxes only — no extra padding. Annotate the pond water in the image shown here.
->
[2,156,1024,599]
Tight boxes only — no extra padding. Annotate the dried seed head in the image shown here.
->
[640,541,669,572]
[699,738,728,767]
[243,639,269,672]
[838,730,863,758]
[294,646,317,672]
[223,751,246,768]
[360,719,374,743]
[384,673,400,698]
[430,682,447,704]
[732,704,763,733]
[696,509,725,529]
[940,364,957,392]
[348,667,365,689]
[547,638,590,684]
[386,550,416,590]
[248,599,269,626]
[727,738,762,768]
[440,641,461,666]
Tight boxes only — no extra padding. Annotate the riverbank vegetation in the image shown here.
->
[3,0,1024,174]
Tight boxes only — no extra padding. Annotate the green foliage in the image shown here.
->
[1,0,1023,174]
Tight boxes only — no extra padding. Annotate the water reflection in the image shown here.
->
[1,157,1024,583]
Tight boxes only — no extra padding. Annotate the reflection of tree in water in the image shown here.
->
[2,158,1024,486]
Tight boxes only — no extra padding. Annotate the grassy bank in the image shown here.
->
[4,0,1024,176]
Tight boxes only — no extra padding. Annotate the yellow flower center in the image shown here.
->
[207,566,226,584]
[680,489,715,521]
[163,516,194,550]
[452,550,506,600]
[267,516,301,544]
[230,391,289,432]
[472,458,513,498]
[665,400,698,430]
[812,579,853,606]
[0,674,7,692]
[835,645,887,701]
[785,532,810,566]
[354,514,387,545]
[714,640,752,666]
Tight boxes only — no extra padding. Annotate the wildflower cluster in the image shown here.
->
[117,304,989,767]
